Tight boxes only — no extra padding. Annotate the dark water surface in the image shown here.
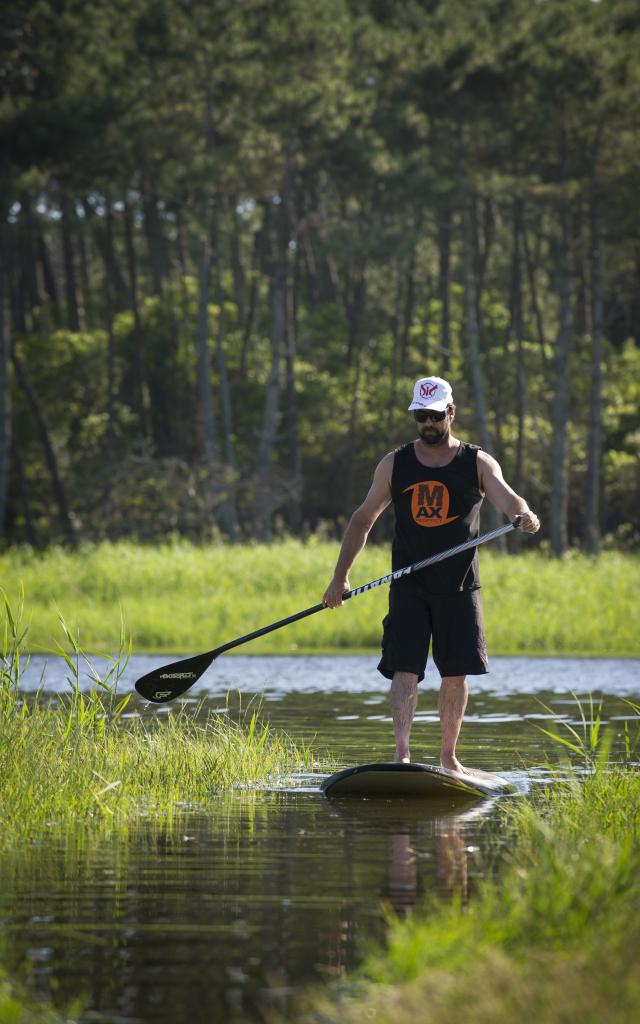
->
[4,655,640,1023]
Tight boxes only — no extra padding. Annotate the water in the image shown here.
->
[4,655,640,1022]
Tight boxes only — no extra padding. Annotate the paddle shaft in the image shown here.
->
[135,516,520,701]
[214,516,521,657]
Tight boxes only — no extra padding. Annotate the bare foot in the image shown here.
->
[440,755,470,774]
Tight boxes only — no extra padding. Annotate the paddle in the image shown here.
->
[134,515,522,703]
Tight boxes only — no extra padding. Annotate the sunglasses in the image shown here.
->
[413,408,448,423]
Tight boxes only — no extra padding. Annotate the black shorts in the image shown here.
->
[377,580,489,682]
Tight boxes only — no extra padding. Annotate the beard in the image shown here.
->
[419,423,451,446]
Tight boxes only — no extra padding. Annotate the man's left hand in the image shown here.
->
[518,510,540,534]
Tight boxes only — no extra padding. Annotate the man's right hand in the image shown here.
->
[323,576,350,608]
[321,453,393,611]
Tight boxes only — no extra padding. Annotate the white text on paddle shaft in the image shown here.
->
[159,671,197,679]
[351,566,413,595]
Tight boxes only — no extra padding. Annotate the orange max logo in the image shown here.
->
[402,481,460,527]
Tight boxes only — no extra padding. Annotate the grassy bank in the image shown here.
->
[304,745,640,1024]
[0,599,313,853]
[1,540,639,656]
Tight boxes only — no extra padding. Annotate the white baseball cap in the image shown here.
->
[408,376,453,412]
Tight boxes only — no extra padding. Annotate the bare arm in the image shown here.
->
[323,452,394,607]
[477,451,540,533]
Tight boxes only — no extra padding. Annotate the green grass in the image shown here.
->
[0,595,314,854]
[0,967,75,1024]
[302,722,640,1024]
[0,540,638,656]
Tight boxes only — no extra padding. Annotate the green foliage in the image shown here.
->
[2,0,640,550]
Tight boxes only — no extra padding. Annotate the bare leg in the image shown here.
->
[390,672,419,763]
[439,675,469,773]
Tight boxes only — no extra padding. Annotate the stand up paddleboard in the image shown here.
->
[321,762,514,800]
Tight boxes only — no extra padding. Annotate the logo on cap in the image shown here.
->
[420,382,438,399]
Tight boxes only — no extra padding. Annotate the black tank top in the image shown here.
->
[391,441,484,593]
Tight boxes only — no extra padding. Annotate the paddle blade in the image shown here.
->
[135,651,217,702]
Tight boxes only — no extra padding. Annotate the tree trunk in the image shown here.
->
[507,197,527,551]
[256,276,283,543]
[239,228,261,378]
[230,198,246,328]
[10,252,28,335]
[195,198,218,464]
[123,196,150,438]
[104,197,117,470]
[400,246,416,375]
[82,197,127,299]
[573,199,589,338]
[175,207,191,324]
[343,342,365,520]
[476,195,495,300]
[0,245,10,539]
[585,183,604,554]
[284,195,302,534]
[37,233,59,309]
[142,182,169,296]
[304,178,336,305]
[343,268,368,518]
[11,436,39,545]
[77,224,94,328]
[345,263,366,368]
[256,193,287,542]
[511,198,526,497]
[195,93,220,467]
[436,204,452,371]
[550,196,573,557]
[522,213,548,366]
[387,265,404,432]
[214,253,239,539]
[300,184,319,307]
[461,192,494,452]
[462,189,502,537]
[11,346,76,544]
[60,194,81,331]
[20,194,39,315]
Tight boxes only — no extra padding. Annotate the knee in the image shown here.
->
[440,675,466,687]
[391,671,419,693]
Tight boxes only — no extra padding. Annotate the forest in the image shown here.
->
[1,0,638,555]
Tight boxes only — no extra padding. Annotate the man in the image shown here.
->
[323,375,540,772]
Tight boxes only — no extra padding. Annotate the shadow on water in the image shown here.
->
[5,654,640,1022]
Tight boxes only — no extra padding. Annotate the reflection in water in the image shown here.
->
[2,656,639,1022]
[437,823,467,902]
[388,832,417,916]
[329,797,492,924]
[388,820,468,916]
